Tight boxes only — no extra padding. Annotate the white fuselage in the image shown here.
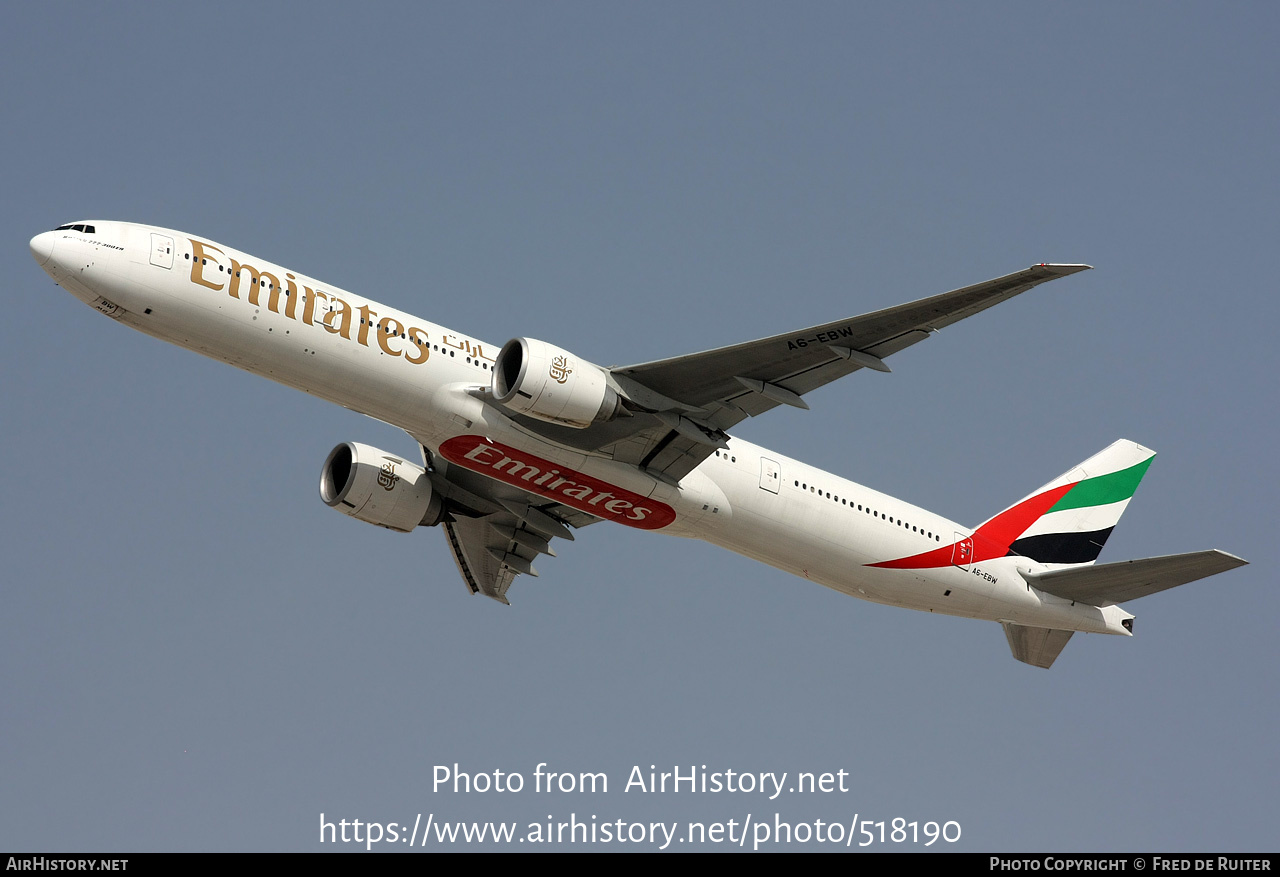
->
[30,221,1132,637]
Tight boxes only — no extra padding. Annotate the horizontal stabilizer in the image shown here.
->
[1003,623,1074,669]
[1027,550,1247,606]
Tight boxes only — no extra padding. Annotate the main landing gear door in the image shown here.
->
[759,458,781,494]
[149,234,174,269]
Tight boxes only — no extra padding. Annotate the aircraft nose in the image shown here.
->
[29,231,56,267]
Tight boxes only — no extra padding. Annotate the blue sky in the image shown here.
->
[2,3,1276,851]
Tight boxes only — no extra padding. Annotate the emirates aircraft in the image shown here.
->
[30,221,1246,668]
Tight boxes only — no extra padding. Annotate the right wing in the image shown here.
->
[421,444,600,604]
[443,514,564,605]
[443,516,520,604]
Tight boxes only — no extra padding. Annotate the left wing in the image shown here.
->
[507,264,1090,483]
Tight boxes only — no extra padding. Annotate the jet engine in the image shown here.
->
[492,337,622,428]
[319,442,444,532]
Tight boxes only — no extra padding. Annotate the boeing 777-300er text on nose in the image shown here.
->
[29,221,1247,668]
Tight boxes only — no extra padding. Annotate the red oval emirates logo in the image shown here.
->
[438,436,676,530]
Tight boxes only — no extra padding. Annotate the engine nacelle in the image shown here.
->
[319,442,443,532]
[492,337,621,428]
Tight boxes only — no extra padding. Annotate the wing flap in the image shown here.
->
[442,509,587,604]
[1028,550,1247,606]
[423,444,594,604]
[443,517,517,604]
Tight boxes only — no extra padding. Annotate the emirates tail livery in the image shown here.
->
[30,221,1247,668]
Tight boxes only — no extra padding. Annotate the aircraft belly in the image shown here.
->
[420,392,731,534]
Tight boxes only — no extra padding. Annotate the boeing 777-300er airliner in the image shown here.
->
[29,221,1247,668]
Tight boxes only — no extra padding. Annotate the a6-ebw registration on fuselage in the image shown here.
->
[29,221,1247,668]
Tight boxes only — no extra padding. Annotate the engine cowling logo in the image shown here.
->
[377,461,399,491]
[439,436,676,530]
[549,355,573,384]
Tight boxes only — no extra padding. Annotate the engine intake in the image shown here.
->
[492,337,621,428]
[320,442,443,532]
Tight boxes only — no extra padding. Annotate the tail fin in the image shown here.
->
[973,439,1155,565]
[981,441,1248,669]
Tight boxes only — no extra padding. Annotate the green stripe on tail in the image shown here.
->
[1048,457,1154,514]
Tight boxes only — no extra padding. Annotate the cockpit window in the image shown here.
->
[53,223,95,233]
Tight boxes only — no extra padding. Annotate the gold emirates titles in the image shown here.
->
[188,238,438,364]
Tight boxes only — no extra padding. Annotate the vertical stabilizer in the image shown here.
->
[975,440,1155,565]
